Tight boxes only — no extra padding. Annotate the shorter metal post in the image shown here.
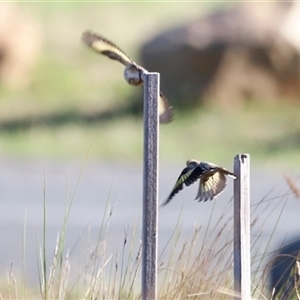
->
[234,154,251,300]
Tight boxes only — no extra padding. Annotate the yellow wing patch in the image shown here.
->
[173,169,194,190]
[159,92,173,123]
[82,30,173,124]
[196,171,226,202]
[161,168,196,206]
[82,31,133,66]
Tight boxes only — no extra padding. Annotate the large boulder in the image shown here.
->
[140,3,300,108]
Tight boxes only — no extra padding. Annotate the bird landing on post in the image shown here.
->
[81,30,173,124]
[161,159,236,206]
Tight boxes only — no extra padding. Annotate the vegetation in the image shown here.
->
[0,172,299,299]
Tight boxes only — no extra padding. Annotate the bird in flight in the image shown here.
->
[82,30,173,124]
[161,159,236,206]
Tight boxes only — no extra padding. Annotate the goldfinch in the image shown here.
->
[82,31,173,123]
[162,159,236,206]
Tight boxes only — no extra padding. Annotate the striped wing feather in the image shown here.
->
[161,167,198,206]
[159,92,173,123]
[217,167,236,178]
[82,31,133,66]
[196,171,227,202]
[82,31,173,124]
[185,165,207,186]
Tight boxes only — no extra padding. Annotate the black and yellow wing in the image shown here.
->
[196,171,227,202]
[161,165,202,206]
[82,30,173,124]
[82,31,133,66]
[159,92,173,123]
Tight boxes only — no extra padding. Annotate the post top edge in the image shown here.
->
[234,153,250,163]
[142,71,160,75]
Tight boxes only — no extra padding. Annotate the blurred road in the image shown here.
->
[0,158,299,285]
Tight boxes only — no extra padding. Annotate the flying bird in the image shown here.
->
[161,159,236,206]
[81,30,173,124]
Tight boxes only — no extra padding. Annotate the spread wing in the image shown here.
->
[216,167,236,179]
[161,165,202,206]
[82,31,133,66]
[159,92,173,123]
[82,31,173,124]
[196,171,227,202]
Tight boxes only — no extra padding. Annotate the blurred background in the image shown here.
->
[1,1,300,166]
[1,1,300,293]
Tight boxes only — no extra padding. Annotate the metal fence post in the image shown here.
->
[142,71,159,300]
[234,154,251,300]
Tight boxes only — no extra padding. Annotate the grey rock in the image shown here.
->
[140,3,300,108]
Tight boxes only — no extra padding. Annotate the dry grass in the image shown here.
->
[1,176,299,300]
[283,173,300,201]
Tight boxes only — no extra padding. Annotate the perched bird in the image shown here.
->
[161,159,236,206]
[81,30,173,123]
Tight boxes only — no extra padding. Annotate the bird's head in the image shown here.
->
[186,159,199,168]
[124,64,143,86]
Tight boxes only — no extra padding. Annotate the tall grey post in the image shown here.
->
[234,154,251,300]
[142,72,159,300]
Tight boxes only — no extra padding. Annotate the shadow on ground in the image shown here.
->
[264,131,300,153]
[0,102,142,132]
